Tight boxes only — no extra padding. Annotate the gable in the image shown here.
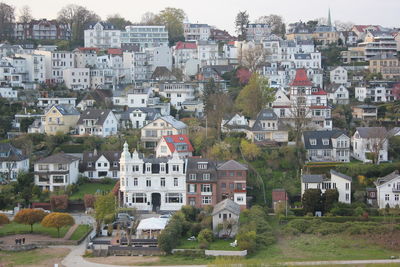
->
[46,106,62,117]
[96,155,109,164]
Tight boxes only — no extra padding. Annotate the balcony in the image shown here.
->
[392,188,400,193]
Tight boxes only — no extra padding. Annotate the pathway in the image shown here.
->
[63,224,79,240]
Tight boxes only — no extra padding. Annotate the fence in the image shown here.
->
[172,248,247,257]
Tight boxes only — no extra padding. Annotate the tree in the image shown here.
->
[367,127,388,165]
[256,14,285,36]
[84,194,96,209]
[334,20,354,31]
[238,44,268,73]
[14,209,47,233]
[154,8,186,45]
[197,228,213,249]
[235,73,275,118]
[240,139,261,160]
[0,213,10,225]
[57,4,100,44]
[236,68,251,86]
[19,117,35,132]
[0,3,15,41]
[41,212,75,238]
[290,97,312,146]
[106,14,131,30]
[94,193,116,235]
[302,189,323,214]
[322,189,339,213]
[235,11,249,41]
[50,195,68,211]
[237,230,257,252]
[18,5,32,23]
[14,172,35,206]
[140,12,157,25]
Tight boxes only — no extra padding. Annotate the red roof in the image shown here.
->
[175,41,197,50]
[272,189,288,202]
[290,69,312,87]
[107,48,123,55]
[312,90,327,95]
[162,134,194,153]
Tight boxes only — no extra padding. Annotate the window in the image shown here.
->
[189,174,196,180]
[88,162,92,167]
[229,183,234,190]
[236,196,244,202]
[160,164,165,172]
[188,184,196,193]
[161,178,165,187]
[395,194,399,201]
[165,193,183,203]
[112,171,118,178]
[146,164,151,172]
[97,163,101,167]
[133,165,139,172]
[38,164,49,171]
[310,139,317,146]
[221,183,226,190]
[174,178,178,186]
[202,196,212,204]
[201,184,212,192]
[198,163,207,169]
[322,139,329,145]
[113,161,118,167]
[88,171,93,178]
[203,173,210,180]
[53,176,64,183]
[172,165,180,172]
[146,179,151,187]
[345,193,350,201]
[132,193,147,203]
[385,194,390,201]
[134,178,138,186]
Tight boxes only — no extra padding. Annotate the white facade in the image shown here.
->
[119,143,187,212]
[50,51,74,82]
[63,68,90,90]
[375,171,400,209]
[77,110,118,137]
[330,67,348,85]
[16,53,46,83]
[327,84,349,104]
[159,83,196,110]
[84,22,121,49]
[197,41,218,66]
[352,128,388,163]
[0,144,29,181]
[121,25,169,50]
[0,87,18,99]
[113,88,152,108]
[355,87,367,102]
[184,23,211,41]
[37,97,76,108]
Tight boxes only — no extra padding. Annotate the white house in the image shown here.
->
[330,66,348,85]
[155,134,194,158]
[374,170,400,209]
[0,87,18,99]
[119,143,187,212]
[301,170,352,204]
[34,153,80,191]
[326,84,349,104]
[84,22,121,49]
[81,150,120,179]
[211,199,241,238]
[352,127,388,163]
[355,87,367,102]
[37,97,77,108]
[159,82,196,110]
[302,130,351,163]
[184,23,211,41]
[76,109,118,137]
[247,109,289,143]
[51,51,74,83]
[120,107,160,129]
[63,68,90,90]
[221,114,249,133]
[113,87,153,108]
[0,143,29,182]
[16,53,46,83]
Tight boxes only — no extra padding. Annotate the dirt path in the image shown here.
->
[63,224,78,240]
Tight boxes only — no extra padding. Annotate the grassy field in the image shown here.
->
[69,224,92,241]
[177,238,239,251]
[0,222,70,238]
[0,247,69,266]
[69,182,116,200]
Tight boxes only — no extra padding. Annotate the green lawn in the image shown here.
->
[0,222,70,238]
[69,182,116,200]
[0,247,69,266]
[177,238,239,251]
[69,224,92,241]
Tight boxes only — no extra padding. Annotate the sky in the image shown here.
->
[4,0,400,34]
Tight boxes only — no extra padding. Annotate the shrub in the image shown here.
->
[287,219,309,233]
[198,228,213,245]
[41,212,75,238]
[354,207,364,217]
[84,194,96,209]
[290,208,305,217]
[50,195,69,211]
[0,213,10,225]
[100,177,115,185]
[237,230,257,253]
[14,209,47,233]
[77,176,89,185]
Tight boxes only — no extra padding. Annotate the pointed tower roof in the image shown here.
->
[327,8,332,27]
[290,69,313,87]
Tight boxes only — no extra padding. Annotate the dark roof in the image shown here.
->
[355,127,387,139]
[120,107,160,121]
[86,21,116,30]
[47,104,80,116]
[303,130,348,150]
[388,127,400,137]
[301,174,324,183]
[0,143,28,162]
[374,170,400,186]
[151,67,176,81]
[212,199,241,216]
[217,160,247,171]
[251,109,278,131]
[186,158,217,182]
[77,109,113,126]
[330,170,352,182]
[36,153,80,164]
[325,83,347,93]
[81,150,121,171]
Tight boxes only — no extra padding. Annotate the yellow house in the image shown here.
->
[313,26,339,45]
[43,105,80,135]
[369,53,400,80]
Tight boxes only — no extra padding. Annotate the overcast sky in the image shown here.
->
[4,0,400,34]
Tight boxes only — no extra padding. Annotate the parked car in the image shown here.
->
[117,213,134,221]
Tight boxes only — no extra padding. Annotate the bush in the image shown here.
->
[0,214,10,225]
[77,176,90,186]
[290,208,305,217]
[237,230,257,253]
[84,194,96,209]
[198,228,213,248]
[287,219,309,233]
[100,177,115,185]
[354,206,364,217]
[50,195,69,211]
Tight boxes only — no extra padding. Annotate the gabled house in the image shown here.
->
[329,66,348,85]
[80,150,120,179]
[302,130,350,162]
[155,134,194,158]
[352,127,388,163]
[247,109,289,144]
[43,104,80,135]
[76,109,118,137]
[119,107,160,129]
[301,170,352,204]
[326,84,349,104]
[374,170,400,209]
[272,189,288,212]
[221,114,249,133]
[34,153,80,191]
[141,116,188,149]
[212,199,241,238]
[0,143,29,182]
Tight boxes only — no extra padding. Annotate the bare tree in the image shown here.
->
[334,20,354,31]
[256,14,285,36]
[0,3,15,40]
[140,12,157,25]
[18,5,32,23]
[238,44,268,72]
[289,97,312,146]
[367,127,388,165]
[222,218,238,237]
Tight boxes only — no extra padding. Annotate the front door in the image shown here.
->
[151,193,161,212]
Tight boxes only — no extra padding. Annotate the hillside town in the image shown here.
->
[0,2,400,266]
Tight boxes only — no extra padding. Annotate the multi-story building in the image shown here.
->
[0,59,23,87]
[113,87,153,108]
[0,143,29,182]
[301,170,352,204]
[340,47,366,64]
[155,134,194,158]
[352,127,388,163]
[352,105,378,120]
[121,25,169,51]
[374,170,400,209]
[74,47,99,68]
[286,22,314,41]
[355,82,398,103]
[80,150,120,179]
[173,41,198,70]
[0,87,17,99]
[369,53,400,80]
[34,153,79,191]
[302,130,351,162]
[62,68,90,90]
[358,31,397,60]
[14,19,71,40]
[326,84,349,104]
[16,53,46,83]
[313,25,339,45]
[37,97,77,108]
[76,109,118,137]
[141,116,188,148]
[197,41,218,66]
[119,143,186,212]
[186,158,218,208]
[184,23,211,41]
[34,51,75,83]
[246,23,271,42]
[330,66,348,85]
[42,104,80,135]
[119,107,160,129]
[84,22,121,49]
[159,82,196,110]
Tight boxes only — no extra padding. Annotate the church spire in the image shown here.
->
[327,8,332,27]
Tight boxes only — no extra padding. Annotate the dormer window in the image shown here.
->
[113,161,118,167]
[88,162,93,167]
[160,164,166,172]
[310,139,317,145]
[198,163,207,170]
[146,164,152,172]
[322,139,329,145]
